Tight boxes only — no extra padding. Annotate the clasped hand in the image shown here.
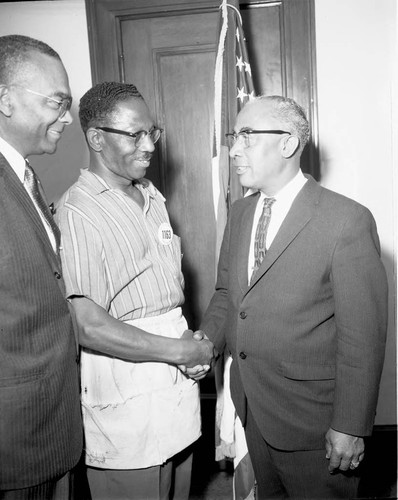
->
[178,329,215,380]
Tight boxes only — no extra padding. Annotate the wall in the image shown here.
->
[0,0,92,202]
[0,0,396,425]
[315,0,397,425]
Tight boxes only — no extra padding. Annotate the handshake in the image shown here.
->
[178,329,216,381]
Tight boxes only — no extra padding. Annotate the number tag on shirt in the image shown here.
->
[158,223,173,246]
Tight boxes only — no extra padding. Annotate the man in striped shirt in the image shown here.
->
[56,82,214,500]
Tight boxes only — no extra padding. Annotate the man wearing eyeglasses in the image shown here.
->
[55,81,214,500]
[0,35,82,498]
[201,95,387,498]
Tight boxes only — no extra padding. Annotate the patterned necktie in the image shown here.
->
[24,161,61,251]
[251,197,276,280]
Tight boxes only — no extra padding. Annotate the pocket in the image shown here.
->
[0,373,47,451]
[0,371,43,389]
[281,361,335,381]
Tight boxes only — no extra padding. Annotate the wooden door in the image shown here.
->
[85,0,317,329]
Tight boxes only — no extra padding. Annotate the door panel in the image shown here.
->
[85,0,317,328]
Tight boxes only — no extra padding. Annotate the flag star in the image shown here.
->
[237,87,248,103]
[236,56,245,71]
[244,61,252,77]
[236,27,240,43]
[248,91,255,101]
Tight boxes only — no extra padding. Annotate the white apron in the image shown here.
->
[80,307,201,469]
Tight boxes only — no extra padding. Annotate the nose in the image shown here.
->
[229,138,243,158]
[140,133,156,152]
[59,108,73,125]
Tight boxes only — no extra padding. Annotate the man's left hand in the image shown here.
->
[325,428,365,473]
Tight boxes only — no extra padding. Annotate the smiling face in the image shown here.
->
[4,51,72,157]
[92,98,156,188]
[229,100,299,195]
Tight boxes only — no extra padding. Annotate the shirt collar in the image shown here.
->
[259,169,307,204]
[0,136,27,183]
[135,177,162,200]
[80,169,162,201]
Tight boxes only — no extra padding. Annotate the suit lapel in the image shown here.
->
[0,154,59,266]
[237,192,259,292]
[248,176,321,290]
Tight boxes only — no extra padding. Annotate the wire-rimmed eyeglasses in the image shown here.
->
[226,129,291,148]
[15,86,72,118]
[96,126,163,147]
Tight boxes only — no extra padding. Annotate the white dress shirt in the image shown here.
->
[0,136,26,181]
[248,169,308,283]
[0,136,57,251]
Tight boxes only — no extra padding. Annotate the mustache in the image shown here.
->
[136,153,152,161]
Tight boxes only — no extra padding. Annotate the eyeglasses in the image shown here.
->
[96,126,163,147]
[226,129,291,148]
[16,87,72,118]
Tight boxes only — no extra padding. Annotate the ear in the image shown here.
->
[0,85,13,117]
[281,135,300,159]
[86,127,103,152]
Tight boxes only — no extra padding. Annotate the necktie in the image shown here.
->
[24,161,61,251]
[251,197,276,280]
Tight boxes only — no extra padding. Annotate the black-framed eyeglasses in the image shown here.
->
[226,129,291,148]
[15,86,72,118]
[96,126,163,146]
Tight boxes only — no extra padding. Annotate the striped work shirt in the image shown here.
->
[55,169,185,319]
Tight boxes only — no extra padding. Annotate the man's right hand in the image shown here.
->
[179,363,210,380]
[179,329,215,368]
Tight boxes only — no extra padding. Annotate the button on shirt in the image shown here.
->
[248,170,308,283]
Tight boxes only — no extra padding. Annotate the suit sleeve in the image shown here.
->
[330,204,388,436]
[200,213,232,354]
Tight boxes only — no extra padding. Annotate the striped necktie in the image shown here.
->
[24,161,61,252]
[251,197,276,281]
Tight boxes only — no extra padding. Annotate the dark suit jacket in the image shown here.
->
[202,175,388,451]
[0,154,82,489]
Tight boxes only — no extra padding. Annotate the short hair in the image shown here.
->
[255,95,310,153]
[0,34,60,85]
[79,82,144,133]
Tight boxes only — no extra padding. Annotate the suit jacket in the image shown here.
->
[201,175,388,451]
[0,154,82,489]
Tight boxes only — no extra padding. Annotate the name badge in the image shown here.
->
[158,222,173,246]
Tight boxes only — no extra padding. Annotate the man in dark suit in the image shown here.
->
[201,95,388,498]
[0,35,82,498]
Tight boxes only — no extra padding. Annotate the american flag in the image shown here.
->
[212,0,255,260]
[212,2,256,499]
